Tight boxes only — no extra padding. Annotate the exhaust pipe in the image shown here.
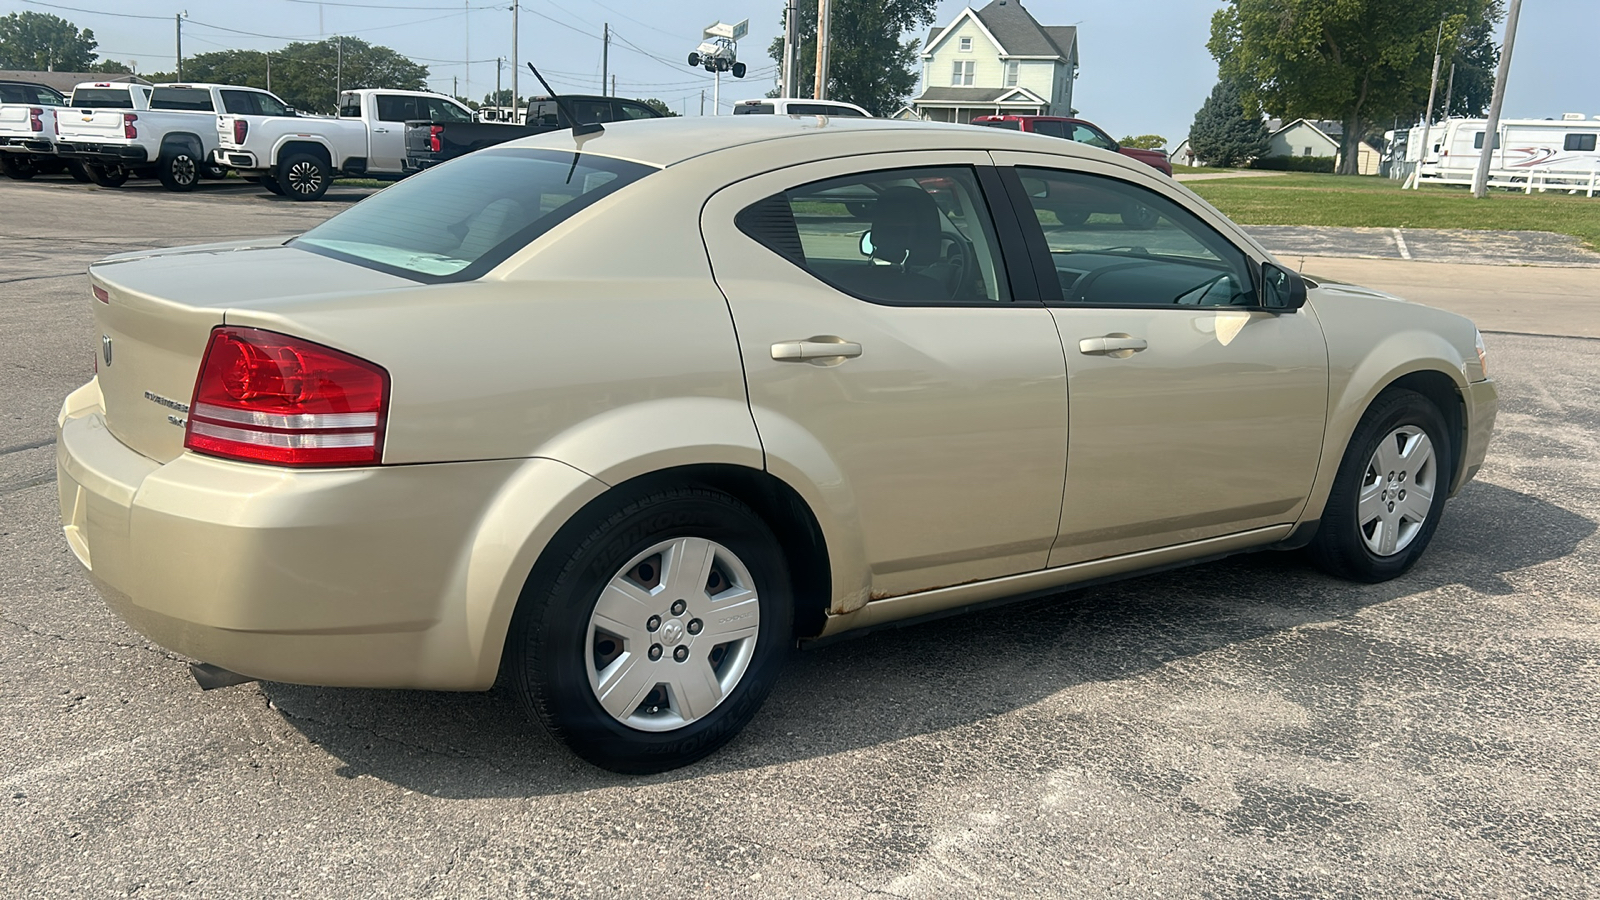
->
[189,661,258,690]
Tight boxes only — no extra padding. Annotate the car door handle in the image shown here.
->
[373,127,390,133]
[771,337,863,363]
[1077,335,1148,355]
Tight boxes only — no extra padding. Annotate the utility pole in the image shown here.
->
[781,0,797,98]
[1414,21,1444,190]
[813,0,831,100]
[175,11,187,81]
[1441,63,1457,125]
[602,23,610,96]
[266,53,271,92]
[336,36,343,105]
[510,0,519,121]
[463,0,470,102]
[611,75,616,98]
[699,89,705,116]
[1473,0,1522,198]
[496,57,502,111]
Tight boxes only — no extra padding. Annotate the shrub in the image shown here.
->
[1251,155,1336,173]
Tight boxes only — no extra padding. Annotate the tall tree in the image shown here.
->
[146,38,427,113]
[765,0,938,116]
[1444,15,1499,117]
[0,12,98,71]
[1188,80,1270,167]
[641,98,680,117]
[1210,0,1499,174]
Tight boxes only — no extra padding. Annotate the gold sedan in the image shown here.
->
[56,116,1496,773]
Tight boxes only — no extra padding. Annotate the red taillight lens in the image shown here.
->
[185,327,389,467]
[429,124,443,153]
[233,118,247,143]
[28,107,43,132]
[123,113,137,139]
[92,285,108,303]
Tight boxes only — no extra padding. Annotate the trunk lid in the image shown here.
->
[0,104,38,137]
[89,242,416,464]
[57,108,130,141]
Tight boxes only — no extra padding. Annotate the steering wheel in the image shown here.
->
[934,234,971,300]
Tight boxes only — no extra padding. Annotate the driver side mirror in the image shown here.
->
[1261,263,1308,311]
[859,230,874,257]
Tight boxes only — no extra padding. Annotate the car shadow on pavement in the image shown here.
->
[258,480,1593,797]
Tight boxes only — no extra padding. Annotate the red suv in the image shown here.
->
[971,115,1173,177]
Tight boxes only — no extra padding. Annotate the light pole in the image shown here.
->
[1473,0,1523,199]
[1413,21,1444,190]
[781,0,797,98]
[175,11,187,81]
[813,0,831,100]
[511,0,520,121]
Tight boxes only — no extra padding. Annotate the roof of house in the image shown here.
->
[923,1,1076,61]
[914,86,1046,104]
[1267,117,1344,140]
[0,70,151,93]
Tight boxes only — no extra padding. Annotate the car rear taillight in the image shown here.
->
[429,125,443,153]
[233,118,247,143]
[185,327,389,467]
[28,107,43,132]
[123,113,137,139]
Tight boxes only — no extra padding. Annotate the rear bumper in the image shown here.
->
[212,148,262,171]
[0,136,55,154]
[1455,377,1497,493]
[402,153,444,173]
[55,380,596,691]
[56,141,148,164]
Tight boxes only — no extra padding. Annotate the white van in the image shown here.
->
[733,98,871,117]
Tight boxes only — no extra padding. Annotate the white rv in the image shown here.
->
[1409,115,1600,189]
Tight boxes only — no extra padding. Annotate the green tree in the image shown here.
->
[1444,14,1499,117]
[642,98,680,117]
[0,11,98,71]
[86,58,132,75]
[1188,80,1270,168]
[1119,134,1168,150]
[147,37,427,113]
[765,0,938,116]
[1210,0,1499,174]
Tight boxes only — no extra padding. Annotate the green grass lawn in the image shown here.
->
[1187,173,1600,251]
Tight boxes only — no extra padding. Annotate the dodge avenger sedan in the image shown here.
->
[57,115,1496,773]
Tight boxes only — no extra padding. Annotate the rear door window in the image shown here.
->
[151,87,215,111]
[427,97,472,122]
[1069,124,1116,150]
[376,94,422,122]
[1032,120,1068,139]
[616,101,660,120]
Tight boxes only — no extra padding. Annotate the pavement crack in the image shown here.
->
[0,473,53,495]
[0,614,186,662]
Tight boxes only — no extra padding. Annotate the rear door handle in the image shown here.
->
[1077,335,1148,356]
[771,337,863,364]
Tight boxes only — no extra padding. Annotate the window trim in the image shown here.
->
[996,165,1267,310]
[735,164,1040,310]
[959,36,973,52]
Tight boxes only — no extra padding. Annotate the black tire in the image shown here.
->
[277,152,329,201]
[85,164,128,187]
[732,61,747,79]
[0,155,37,180]
[258,174,285,195]
[66,161,92,183]
[201,162,226,180]
[1309,388,1453,583]
[687,52,701,67]
[508,486,793,774]
[157,148,201,191]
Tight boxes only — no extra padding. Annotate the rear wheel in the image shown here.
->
[1309,388,1452,582]
[157,149,201,191]
[85,164,128,187]
[66,161,92,183]
[277,152,329,201]
[508,486,792,773]
[0,155,37,179]
[257,174,285,195]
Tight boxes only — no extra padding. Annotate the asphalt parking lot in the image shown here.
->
[3,175,1598,898]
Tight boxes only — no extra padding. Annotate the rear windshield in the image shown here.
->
[734,103,774,115]
[785,103,866,117]
[151,87,214,111]
[975,120,1021,130]
[70,88,137,109]
[293,147,655,282]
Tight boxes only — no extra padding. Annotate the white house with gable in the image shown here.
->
[911,0,1078,124]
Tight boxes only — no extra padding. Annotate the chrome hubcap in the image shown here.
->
[287,161,321,193]
[586,537,760,732]
[172,155,196,184]
[1358,426,1437,557]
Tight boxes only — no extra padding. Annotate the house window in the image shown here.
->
[1302,146,1313,157]
[952,60,975,86]
[1565,133,1597,152]
[959,36,973,52]
[1005,61,1018,87]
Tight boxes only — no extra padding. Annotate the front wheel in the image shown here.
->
[277,152,329,201]
[1309,388,1452,582]
[0,155,37,179]
[66,161,93,183]
[157,149,201,191]
[508,486,792,773]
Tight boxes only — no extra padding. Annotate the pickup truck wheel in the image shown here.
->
[66,161,93,183]
[201,162,226,180]
[85,164,128,187]
[0,155,37,180]
[256,174,285,195]
[158,150,201,191]
[278,153,330,201]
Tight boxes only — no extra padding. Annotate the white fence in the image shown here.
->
[1411,161,1600,197]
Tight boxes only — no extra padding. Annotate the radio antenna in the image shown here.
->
[526,62,603,137]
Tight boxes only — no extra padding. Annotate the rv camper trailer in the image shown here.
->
[1407,115,1600,191]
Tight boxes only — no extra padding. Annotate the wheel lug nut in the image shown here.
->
[687,618,703,635]
[670,599,687,616]
[1387,502,1395,512]
[1399,490,1406,500]
[646,615,661,632]
[648,644,663,661]
[673,645,689,662]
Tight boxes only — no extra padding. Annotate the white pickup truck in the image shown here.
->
[55,82,283,191]
[0,79,80,180]
[212,88,474,200]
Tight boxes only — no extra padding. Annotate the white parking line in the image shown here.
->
[1393,228,1413,260]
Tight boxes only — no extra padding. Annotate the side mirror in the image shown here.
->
[1261,262,1308,311]
[859,230,874,257]
[285,107,298,116]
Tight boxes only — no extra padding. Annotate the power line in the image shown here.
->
[275,0,499,9]
[21,0,166,20]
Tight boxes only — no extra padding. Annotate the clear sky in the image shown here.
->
[6,0,1596,147]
